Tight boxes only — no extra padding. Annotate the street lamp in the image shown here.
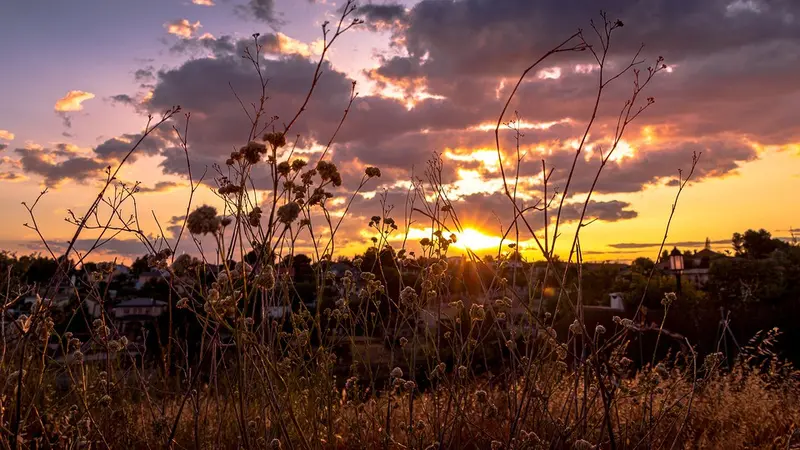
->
[669,247,684,295]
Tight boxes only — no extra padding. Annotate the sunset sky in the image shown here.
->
[1,0,799,263]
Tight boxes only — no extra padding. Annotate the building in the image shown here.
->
[112,297,167,319]
[656,239,728,288]
[111,297,167,337]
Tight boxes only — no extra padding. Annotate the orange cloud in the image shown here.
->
[264,33,323,58]
[191,0,214,5]
[0,171,26,182]
[0,130,14,141]
[54,90,95,112]
[165,19,202,38]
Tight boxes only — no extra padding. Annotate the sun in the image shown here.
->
[451,228,504,251]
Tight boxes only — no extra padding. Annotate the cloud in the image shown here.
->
[370,0,800,82]
[0,144,7,151]
[261,32,322,58]
[0,171,24,182]
[27,238,151,259]
[55,90,95,129]
[108,94,135,106]
[164,19,202,38]
[54,90,95,112]
[609,239,731,250]
[235,0,279,24]
[357,3,407,30]
[168,32,320,59]
[134,181,185,193]
[14,146,107,187]
[192,0,215,5]
[0,130,14,141]
[93,133,167,162]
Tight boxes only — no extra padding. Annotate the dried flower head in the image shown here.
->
[264,132,287,149]
[277,161,291,177]
[248,206,262,227]
[277,202,301,224]
[469,303,486,321]
[400,286,418,304]
[365,166,381,178]
[240,141,267,164]
[390,367,403,379]
[291,159,307,171]
[187,205,220,235]
[316,160,342,186]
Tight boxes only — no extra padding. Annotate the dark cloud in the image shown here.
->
[94,133,165,161]
[357,3,407,30]
[134,68,155,82]
[0,144,7,151]
[28,238,151,259]
[14,147,106,187]
[57,112,73,129]
[109,94,135,106]
[559,200,638,223]
[235,0,279,24]
[372,0,800,83]
[168,34,237,57]
[134,181,184,194]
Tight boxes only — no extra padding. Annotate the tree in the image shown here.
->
[632,257,655,273]
[732,229,789,259]
[131,255,150,276]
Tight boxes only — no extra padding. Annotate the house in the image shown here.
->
[112,297,167,319]
[656,239,728,288]
[111,297,167,336]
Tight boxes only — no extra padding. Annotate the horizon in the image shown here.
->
[1,0,799,264]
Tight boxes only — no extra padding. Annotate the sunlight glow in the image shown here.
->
[609,140,637,162]
[404,227,504,251]
[452,228,504,250]
[471,118,571,132]
[538,67,562,80]
[452,169,505,196]
[444,149,499,171]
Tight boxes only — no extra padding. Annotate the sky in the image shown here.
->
[0,0,799,264]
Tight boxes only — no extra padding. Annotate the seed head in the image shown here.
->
[277,202,301,224]
[187,205,221,235]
